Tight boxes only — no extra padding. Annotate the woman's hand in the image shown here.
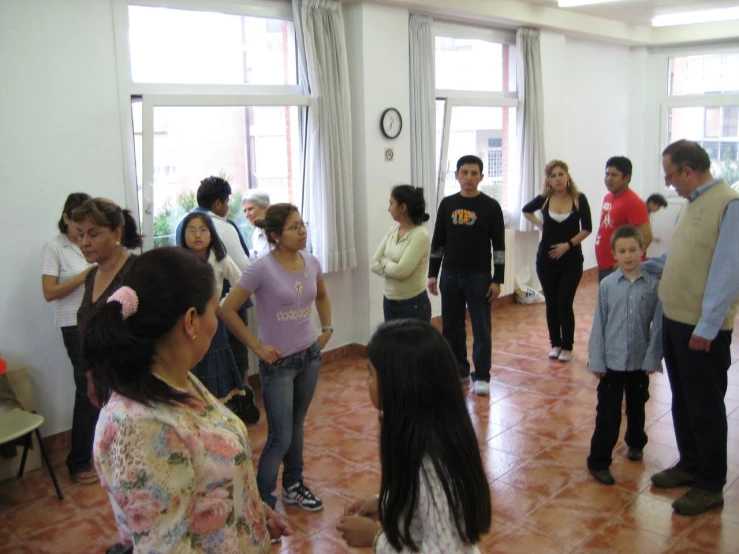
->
[344,495,380,519]
[263,504,292,540]
[336,515,379,548]
[548,242,571,260]
[255,343,282,364]
[540,178,551,196]
[317,330,333,350]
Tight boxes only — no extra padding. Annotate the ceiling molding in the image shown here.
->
[355,0,739,47]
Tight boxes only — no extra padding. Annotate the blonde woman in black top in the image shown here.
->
[522,160,592,362]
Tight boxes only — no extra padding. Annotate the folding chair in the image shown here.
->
[0,407,63,500]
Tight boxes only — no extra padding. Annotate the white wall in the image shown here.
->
[344,3,417,342]
[0,0,128,435]
[0,0,674,438]
[540,31,632,270]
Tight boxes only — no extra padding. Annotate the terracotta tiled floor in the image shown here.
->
[2,278,739,553]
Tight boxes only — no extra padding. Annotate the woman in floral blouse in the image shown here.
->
[83,247,290,553]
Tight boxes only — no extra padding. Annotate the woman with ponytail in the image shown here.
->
[371,185,432,321]
[85,248,290,553]
[60,197,141,484]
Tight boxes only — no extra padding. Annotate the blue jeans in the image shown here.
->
[439,270,492,382]
[383,291,432,322]
[257,342,321,508]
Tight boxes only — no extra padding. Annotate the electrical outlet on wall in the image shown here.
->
[384,148,394,161]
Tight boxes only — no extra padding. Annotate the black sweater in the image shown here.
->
[522,193,592,268]
[428,192,506,282]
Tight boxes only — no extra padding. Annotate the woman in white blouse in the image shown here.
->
[41,192,96,484]
[371,185,431,321]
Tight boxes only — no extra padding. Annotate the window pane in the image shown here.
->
[442,106,518,209]
[668,53,739,95]
[128,6,297,85]
[668,106,739,186]
[435,37,516,92]
[142,106,301,247]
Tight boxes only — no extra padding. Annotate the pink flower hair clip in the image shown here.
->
[107,286,139,320]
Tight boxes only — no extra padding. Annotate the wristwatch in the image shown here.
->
[321,325,334,333]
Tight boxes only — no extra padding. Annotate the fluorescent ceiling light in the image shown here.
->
[558,0,622,7]
[652,7,739,26]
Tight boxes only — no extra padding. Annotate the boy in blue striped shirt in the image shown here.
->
[587,225,663,485]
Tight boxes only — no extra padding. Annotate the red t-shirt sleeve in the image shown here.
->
[625,194,650,227]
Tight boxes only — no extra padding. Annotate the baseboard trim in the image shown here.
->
[43,288,559,453]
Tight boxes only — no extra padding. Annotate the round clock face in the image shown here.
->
[381,108,402,139]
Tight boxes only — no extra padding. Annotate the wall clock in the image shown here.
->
[380,108,402,139]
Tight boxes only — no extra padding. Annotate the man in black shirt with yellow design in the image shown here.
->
[428,155,506,396]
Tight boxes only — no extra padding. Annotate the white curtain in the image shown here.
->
[292,0,357,272]
[408,14,437,230]
[515,28,546,231]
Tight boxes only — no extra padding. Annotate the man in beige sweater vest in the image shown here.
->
[641,140,739,516]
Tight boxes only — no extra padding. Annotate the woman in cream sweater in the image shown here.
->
[371,185,431,322]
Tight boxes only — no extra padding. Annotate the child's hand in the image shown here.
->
[344,495,379,518]
[593,372,606,379]
[336,515,379,547]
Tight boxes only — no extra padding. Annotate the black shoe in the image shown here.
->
[627,448,643,462]
[589,468,615,485]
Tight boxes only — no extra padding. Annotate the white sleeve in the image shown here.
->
[222,254,244,287]
[221,226,250,272]
[41,241,61,277]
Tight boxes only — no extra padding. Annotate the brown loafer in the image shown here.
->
[651,466,694,488]
[672,487,724,516]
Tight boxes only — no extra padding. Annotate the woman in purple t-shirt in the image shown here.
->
[221,203,333,512]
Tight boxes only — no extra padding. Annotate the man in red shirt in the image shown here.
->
[595,156,652,282]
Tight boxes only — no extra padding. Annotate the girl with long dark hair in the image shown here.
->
[337,320,491,552]
[178,212,258,424]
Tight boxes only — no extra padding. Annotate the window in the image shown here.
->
[118,2,307,250]
[434,26,518,210]
[128,6,297,85]
[663,51,739,188]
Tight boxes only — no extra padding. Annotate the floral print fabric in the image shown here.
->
[94,373,270,553]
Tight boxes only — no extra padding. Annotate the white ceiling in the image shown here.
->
[517,0,739,25]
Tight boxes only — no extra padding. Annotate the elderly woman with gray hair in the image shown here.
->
[243,190,311,258]
[242,190,271,260]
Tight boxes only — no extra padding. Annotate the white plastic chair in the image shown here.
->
[0,407,64,500]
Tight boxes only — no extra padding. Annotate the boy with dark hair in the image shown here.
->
[587,225,663,485]
[595,156,652,282]
[427,155,506,396]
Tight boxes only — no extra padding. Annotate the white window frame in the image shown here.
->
[653,43,739,196]
[111,0,309,248]
[433,22,518,207]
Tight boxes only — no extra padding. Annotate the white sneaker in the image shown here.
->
[548,347,562,359]
[558,350,573,362]
[473,381,490,396]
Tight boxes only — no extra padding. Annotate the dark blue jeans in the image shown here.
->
[257,342,321,508]
[439,270,492,382]
[61,326,99,475]
[383,291,432,322]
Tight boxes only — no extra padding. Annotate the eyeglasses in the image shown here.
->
[185,227,210,235]
[283,221,307,233]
